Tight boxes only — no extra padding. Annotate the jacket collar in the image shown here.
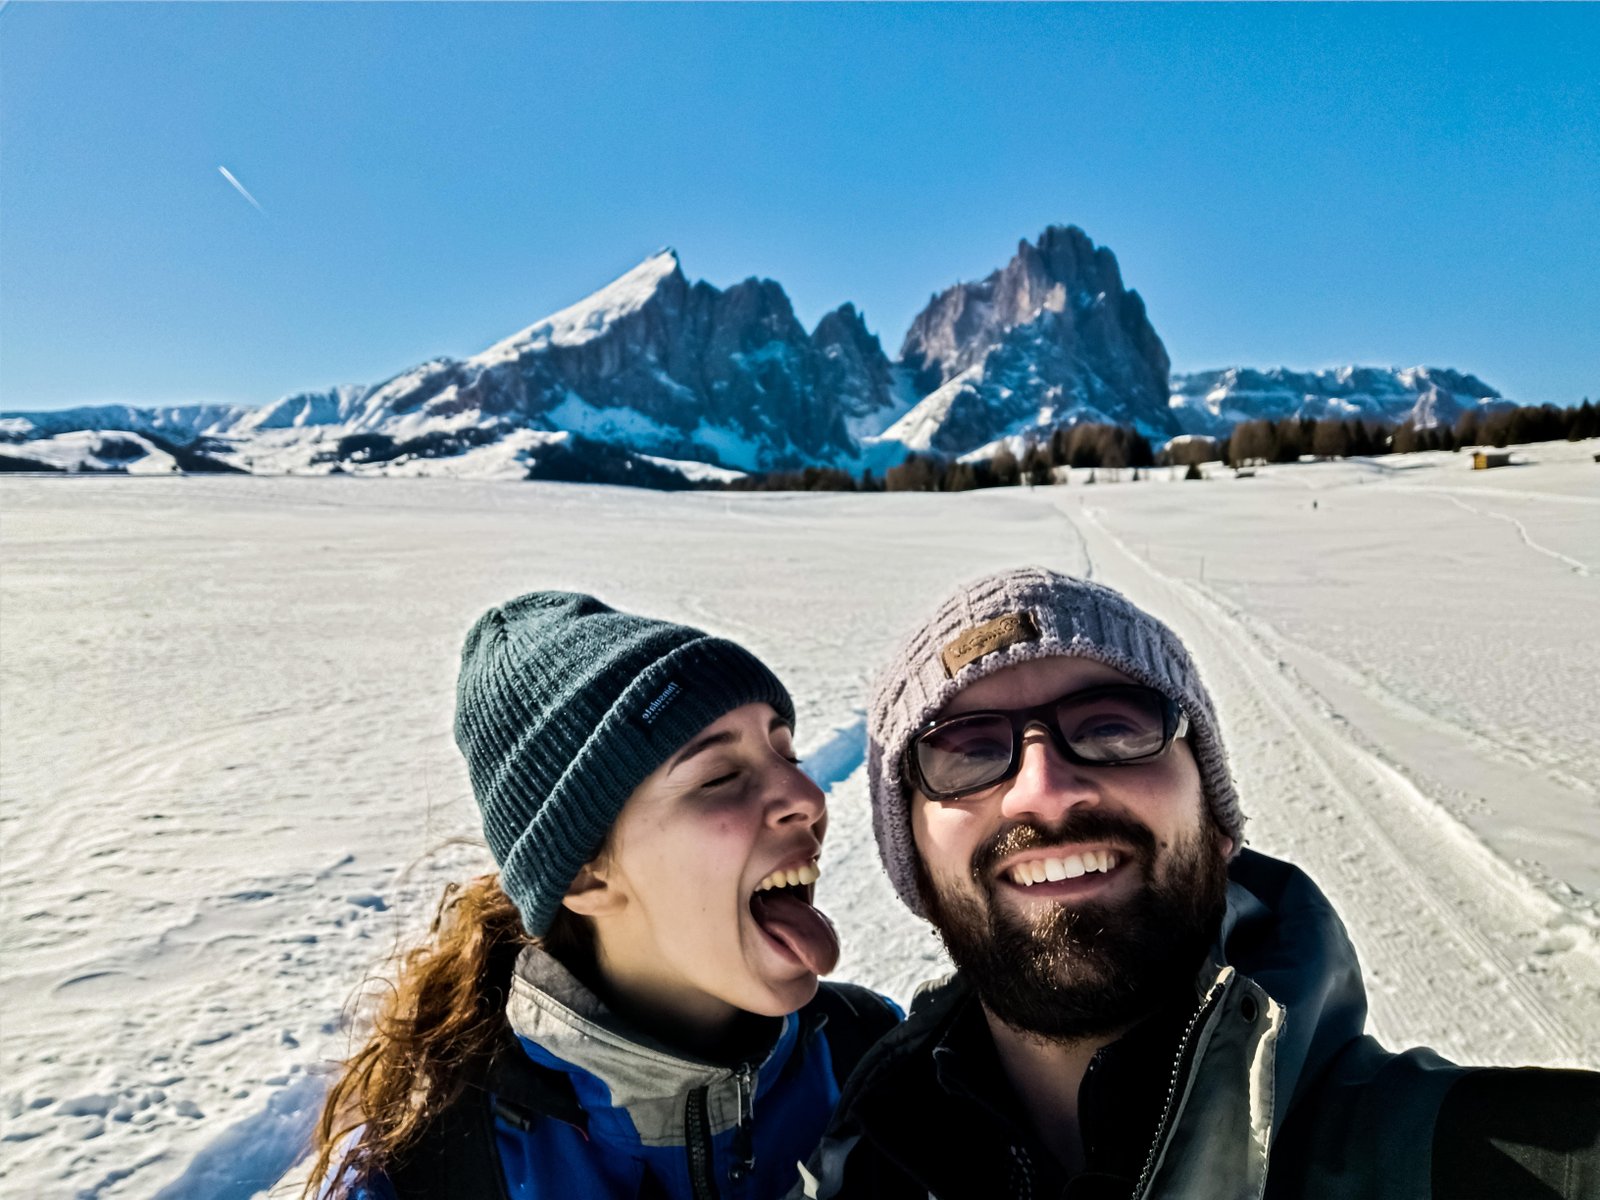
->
[504,944,800,1147]
[1215,849,1370,1128]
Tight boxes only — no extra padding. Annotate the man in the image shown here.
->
[800,567,1597,1199]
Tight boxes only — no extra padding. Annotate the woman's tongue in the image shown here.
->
[749,890,840,975]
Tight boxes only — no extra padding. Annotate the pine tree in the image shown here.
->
[990,447,1022,487]
[1312,419,1351,459]
[1021,444,1053,486]
[1568,400,1597,441]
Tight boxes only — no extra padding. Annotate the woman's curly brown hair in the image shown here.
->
[301,872,590,1197]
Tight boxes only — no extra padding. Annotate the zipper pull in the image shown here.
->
[729,1063,756,1184]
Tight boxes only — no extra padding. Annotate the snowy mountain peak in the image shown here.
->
[472,249,684,367]
[2,229,1524,481]
[889,225,1176,449]
[1167,365,1508,435]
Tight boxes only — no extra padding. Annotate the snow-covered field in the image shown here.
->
[3,440,1597,1198]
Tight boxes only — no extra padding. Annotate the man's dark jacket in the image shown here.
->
[796,850,1599,1199]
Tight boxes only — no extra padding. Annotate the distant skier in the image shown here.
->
[302,593,897,1199]
[797,567,1598,1198]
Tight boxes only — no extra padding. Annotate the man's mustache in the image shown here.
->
[970,809,1157,880]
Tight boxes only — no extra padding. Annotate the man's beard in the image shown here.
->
[917,808,1230,1041]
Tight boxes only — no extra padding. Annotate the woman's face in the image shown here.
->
[573,702,838,1038]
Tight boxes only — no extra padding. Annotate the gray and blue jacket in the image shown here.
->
[346,945,899,1200]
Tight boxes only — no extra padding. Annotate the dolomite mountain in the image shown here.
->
[890,225,1175,455]
[1168,365,1505,439]
[1,226,1511,479]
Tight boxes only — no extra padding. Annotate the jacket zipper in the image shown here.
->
[729,1062,757,1187]
[685,1085,720,1200]
[1131,975,1228,1199]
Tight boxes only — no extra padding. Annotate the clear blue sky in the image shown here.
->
[3,3,1596,412]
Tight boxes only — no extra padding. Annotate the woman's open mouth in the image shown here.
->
[748,858,839,975]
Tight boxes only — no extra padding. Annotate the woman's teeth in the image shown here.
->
[1007,850,1119,886]
[754,861,821,892]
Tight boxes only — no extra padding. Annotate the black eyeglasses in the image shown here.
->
[907,683,1189,800]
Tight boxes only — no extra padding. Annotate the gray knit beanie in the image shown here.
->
[455,591,795,937]
[868,567,1243,917]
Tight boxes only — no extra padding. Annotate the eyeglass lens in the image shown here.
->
[914,686,1174,796]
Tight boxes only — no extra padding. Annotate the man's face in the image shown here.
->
[910,656,1232,1039]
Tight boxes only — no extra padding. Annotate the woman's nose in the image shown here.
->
[768,759,826,826]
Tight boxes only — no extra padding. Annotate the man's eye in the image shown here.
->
[1076,719,1138,738]
[700,772,738,790]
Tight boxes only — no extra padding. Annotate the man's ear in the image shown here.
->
[561,859,624,919]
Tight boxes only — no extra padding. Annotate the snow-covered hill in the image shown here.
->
[1,229,1520,480]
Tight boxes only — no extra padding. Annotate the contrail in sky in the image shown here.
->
[217,165,266,214]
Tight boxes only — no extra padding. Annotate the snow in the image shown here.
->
[842,367,924,444]
[0,405,252,443]
[470,250,680,367]
[871,365,983,453]
[363,428,570,481]
[2,439,1597,1197]
[637,454,747,484]
[688,420,765,472]
[231,387,368,436]
[7,430,180,475]
[1166,365,1508,437]
[546,392,680,448]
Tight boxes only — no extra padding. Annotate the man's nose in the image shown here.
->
[997,726,1100,823]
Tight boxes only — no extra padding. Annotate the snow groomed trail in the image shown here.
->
[1057,491,1599,1067]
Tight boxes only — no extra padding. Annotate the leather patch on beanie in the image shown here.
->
[940,611,1039,677]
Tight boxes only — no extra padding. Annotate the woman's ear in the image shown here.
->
[561,859,624,918]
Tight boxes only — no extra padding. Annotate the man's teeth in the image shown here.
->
[754,861,821,892]
[1007,850,1119,886]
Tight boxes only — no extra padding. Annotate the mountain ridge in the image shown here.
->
[1,227,1516,479]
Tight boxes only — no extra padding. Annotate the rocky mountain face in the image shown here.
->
[1168,366,1506,437]
[1,227,1516,480]
[888,226,1175,455]
[275,251,886,471]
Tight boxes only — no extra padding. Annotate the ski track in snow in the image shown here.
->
[1430,491,1592,575]
[1067,496,1600,1064]
[3,446,1596,1197]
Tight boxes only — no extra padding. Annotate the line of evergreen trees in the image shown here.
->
[715,400,1597,492]
[723,423,1159,492]
[1224,400,1596,467]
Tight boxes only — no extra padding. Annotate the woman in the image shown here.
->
[304,591,898,1200]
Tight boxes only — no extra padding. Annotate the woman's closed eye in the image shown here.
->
[696,748,800,789]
